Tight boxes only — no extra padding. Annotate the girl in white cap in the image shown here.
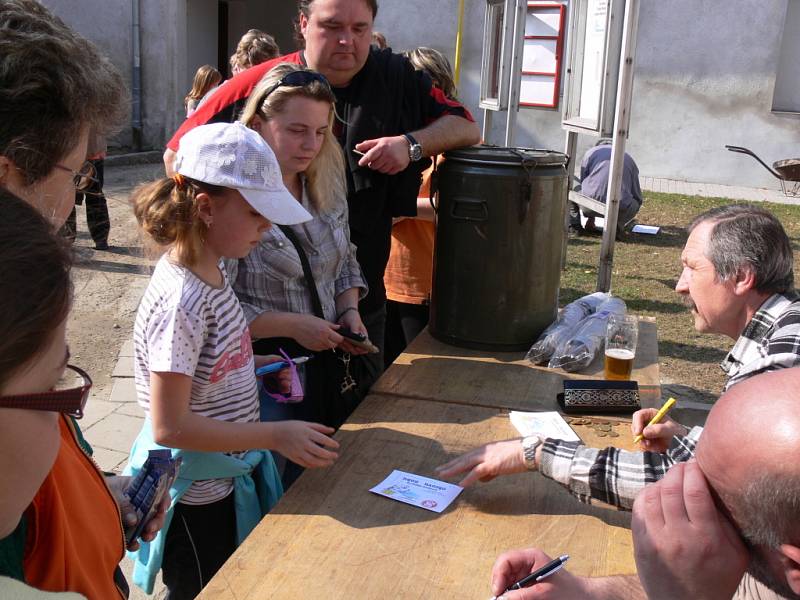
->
[125,122,340,599]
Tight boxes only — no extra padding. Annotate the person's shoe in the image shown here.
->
[94,241,109,251]
[583,217,601,235]
[567,225,582,238]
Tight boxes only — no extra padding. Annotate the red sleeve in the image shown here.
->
[166,52,303,151]
[427,85,475,124]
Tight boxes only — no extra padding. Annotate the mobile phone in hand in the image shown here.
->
[338,328,379,353]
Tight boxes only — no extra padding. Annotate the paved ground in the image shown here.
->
[68,161,791,597]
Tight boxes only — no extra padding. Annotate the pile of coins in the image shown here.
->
[565,417,621,438]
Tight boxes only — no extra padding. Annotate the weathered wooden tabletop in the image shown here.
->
[199,394,638,600]
[372,318,661,410]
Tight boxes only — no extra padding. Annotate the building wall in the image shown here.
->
[376,0,800,190]
[41,0,185,151]
[41,0,800,189]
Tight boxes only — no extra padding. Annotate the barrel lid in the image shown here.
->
[444,145,567,167]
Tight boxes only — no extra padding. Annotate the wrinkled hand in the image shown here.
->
[491,548,589,600]
[337,309,369,355]
[272,421,339,469]
[355,136,411,175]
[254,354,293,394]
[631,408,687,452]
[435,439,526,487]
[292,314,343,352]
[632,461,748,600]
[104,475,170,551]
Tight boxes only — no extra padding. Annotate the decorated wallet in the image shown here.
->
[124,449,181,545]
[557,379,641,414]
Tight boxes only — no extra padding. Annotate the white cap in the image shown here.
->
[174,122,312,225]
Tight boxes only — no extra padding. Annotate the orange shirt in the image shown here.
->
[384,159,437,305]
[23,416,125,599]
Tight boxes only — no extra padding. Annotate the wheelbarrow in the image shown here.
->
[726,145,800,197]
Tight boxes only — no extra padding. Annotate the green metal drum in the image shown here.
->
[429,145,568,350]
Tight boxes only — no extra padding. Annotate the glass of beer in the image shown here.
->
[604,315,638,380]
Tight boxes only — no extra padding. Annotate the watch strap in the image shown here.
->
[521,436,542,471]
[403,133,423,161]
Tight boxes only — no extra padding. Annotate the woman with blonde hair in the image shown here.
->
[184,65,222,116]
[234,63,370,485]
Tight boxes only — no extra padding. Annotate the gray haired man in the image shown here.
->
[438,204,800,510]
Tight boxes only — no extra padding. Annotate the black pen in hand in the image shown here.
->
[490,554,570,599]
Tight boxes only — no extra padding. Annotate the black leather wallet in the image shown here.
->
[557,379,641,414]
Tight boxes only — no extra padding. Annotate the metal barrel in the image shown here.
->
[429,145,568,350]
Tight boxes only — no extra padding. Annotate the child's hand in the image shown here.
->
[255,354,292,394]
[273,421,339,468]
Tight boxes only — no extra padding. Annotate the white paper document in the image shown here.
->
[509,411,581,442]
[631,224,660,235]
[370,470,463,513]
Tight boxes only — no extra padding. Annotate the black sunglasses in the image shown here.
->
[258,70,331,106]
[0,364,92,419]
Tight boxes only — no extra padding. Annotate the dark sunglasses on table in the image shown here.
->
[258,70,331,105]
[54,160,98,192]
[0,364,92,419]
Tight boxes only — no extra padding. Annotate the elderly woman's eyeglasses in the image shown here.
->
[54,160,98,192]
[0,364,92,419]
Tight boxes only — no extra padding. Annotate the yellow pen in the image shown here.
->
[633,397,677,444]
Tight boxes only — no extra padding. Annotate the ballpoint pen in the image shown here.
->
[255,355,311,376]
[490,554,570,599]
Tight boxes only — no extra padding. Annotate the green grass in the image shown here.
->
[561,192,800,400]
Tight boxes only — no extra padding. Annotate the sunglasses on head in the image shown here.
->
[0,364,92,419]
[258,70,331,106]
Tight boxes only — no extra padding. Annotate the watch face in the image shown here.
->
[409,144,423,162]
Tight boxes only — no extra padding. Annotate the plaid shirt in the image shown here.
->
[720,291,800,390]
[539,427,702,510]
[540,291,800,510]
[227,180,366,325]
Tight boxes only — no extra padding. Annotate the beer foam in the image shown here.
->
[605,348,635,359]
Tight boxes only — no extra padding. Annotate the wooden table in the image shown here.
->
[200,395,637,599]
[372,318,661,410]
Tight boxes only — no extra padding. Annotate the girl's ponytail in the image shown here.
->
[131,176,207,266]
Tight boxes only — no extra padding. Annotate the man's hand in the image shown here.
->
[104,474,170,551]
[435,439,526,487]
[632,461,748,600]
[491,548,590,599]
[355,136,411,175]
[631,408,687,452]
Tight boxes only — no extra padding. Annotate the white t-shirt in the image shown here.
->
[133,256,260,505]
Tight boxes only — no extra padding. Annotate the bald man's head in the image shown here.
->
[696,368,800,598]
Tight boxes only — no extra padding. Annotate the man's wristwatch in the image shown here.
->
[521,436,543,471]
[404,133,424,162]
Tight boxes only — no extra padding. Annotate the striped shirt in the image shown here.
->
[540,291,800,510]
[133,256,260,505]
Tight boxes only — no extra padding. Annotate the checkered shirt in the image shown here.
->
[720,291,800,390]
[540,291,800,510]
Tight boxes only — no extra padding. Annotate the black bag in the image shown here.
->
[251,225,374,429]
